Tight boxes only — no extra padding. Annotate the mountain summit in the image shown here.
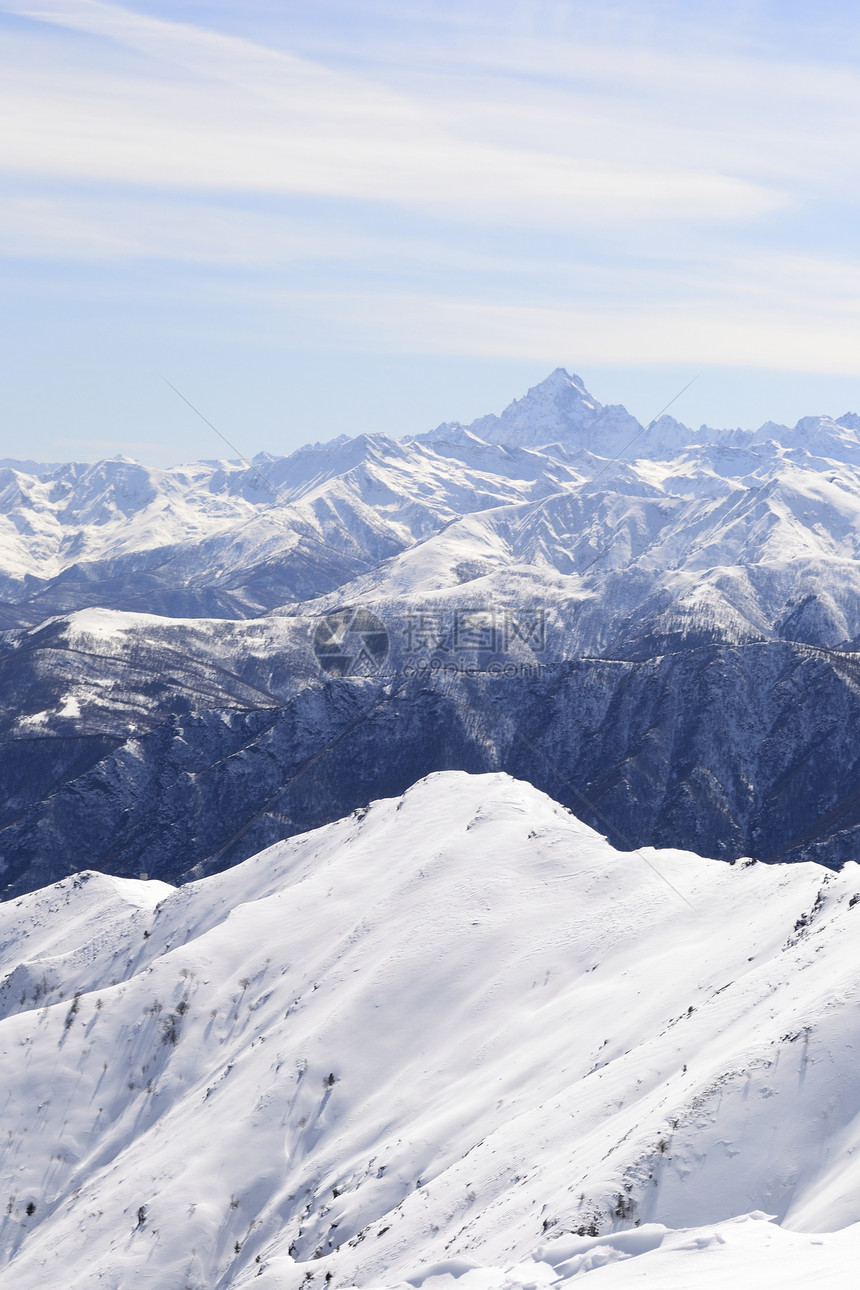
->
[424,368,685,455]
[468,367,605,446]
[3,771,860,1287]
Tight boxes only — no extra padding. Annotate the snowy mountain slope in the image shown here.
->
[413,1217,860,1289]
[0,433,575,621]
[5,370,860,639]
[7,601,860,896]
[2,772,860,1289]
[421,368,662,456]
[325,425,860,655]
[7,367,860,889]
[423,366,860,463]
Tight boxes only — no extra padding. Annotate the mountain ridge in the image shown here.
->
[4,368,860,890]
[2,771,860,1287]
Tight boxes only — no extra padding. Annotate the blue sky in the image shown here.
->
[4,0,860,464]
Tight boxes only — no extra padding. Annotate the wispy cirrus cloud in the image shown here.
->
[0,0,786,224]
[204,285,860,374]
[4,0,860,460]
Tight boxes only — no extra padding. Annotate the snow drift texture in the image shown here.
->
[3,771,860,1288]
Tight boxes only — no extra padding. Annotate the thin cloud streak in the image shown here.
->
[0,195,383,265]
[231,289,860,373]
[3,0,860,439]
[0,0,786,223]
[8,191,860,314]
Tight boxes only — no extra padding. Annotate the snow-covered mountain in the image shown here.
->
[4,605,860,899]
[0,427,590,621]
[420,367,686,458]
[5,371,860,646]
[5,368,860,891]
[5,368,860,1287]
[2,772,859,1288]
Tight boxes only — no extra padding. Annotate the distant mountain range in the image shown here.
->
[4,368,860,894]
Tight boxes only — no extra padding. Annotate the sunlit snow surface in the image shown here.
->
[1,771,860,1287]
